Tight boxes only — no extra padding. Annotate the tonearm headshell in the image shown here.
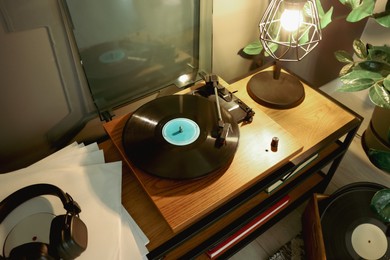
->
[195,71,255,124]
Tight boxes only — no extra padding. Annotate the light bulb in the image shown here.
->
[280,9,303,32]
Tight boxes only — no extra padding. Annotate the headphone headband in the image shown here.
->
[0,183,81,224]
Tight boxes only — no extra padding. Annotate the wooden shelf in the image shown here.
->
[199,172,325,259]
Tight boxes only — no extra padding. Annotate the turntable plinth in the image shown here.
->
[103,100,302,232]
[100,64,362,259]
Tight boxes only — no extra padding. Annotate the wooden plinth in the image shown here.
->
[103,95,302,232]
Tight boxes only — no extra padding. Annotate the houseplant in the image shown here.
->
[335,38,390,172]
[243,0,390,173]
[331,0,390,173]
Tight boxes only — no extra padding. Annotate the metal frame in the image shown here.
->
[146,111,362,259]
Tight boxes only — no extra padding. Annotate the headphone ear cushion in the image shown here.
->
[8,242,54,260]
[50,214,88,259]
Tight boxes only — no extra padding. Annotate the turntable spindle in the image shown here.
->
[172,126,183,136]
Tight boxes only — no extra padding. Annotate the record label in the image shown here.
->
[99,49,126,64]
[351,223,388,259]
[3,213,54,257]
[162,118,200,146]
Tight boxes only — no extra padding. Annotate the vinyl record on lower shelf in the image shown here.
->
[122,94,239,180]
[3,213,55,257]
[321,184,390,260]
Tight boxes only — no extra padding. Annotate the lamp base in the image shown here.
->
[247,71,305,109]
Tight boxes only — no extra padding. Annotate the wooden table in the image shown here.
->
[99,65,361,259]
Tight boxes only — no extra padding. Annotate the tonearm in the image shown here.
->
[200,72,231,145]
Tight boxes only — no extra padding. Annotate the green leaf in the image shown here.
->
[353,39,368,58]
[315,0,325,16]
[341,69,383,81]
[320,9,333,29]
[243,41,263,55]
[338,0,347,5]
[369,83,390,108]
[359,60,390,74]
[298,29,309,45]
[371,189,390,222]
[335,50,354,63]
[342,0,363,9]
[339,63,355,76]
[346,0,375,22]
[367,147,390,174]
[339,78,375,92]
[261,41,279,57]
[368,46,390,63]
[384,75,390,91]
[298,19,320,45]
[313,0,333,29]
[351,0,363,8]
[320,7,334,29]
[264,42,279,56]
[304,2,314,17]
[375,13,390,28]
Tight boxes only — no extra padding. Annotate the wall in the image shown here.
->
[212,0,267,83]
[0,0,94,172]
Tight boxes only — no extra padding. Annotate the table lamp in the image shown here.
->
[247,0,322,108]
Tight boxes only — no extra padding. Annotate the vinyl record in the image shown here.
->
[3,213,54,257]
[80,40,151,79]
[122,94,239,179]
[321,184,390,260]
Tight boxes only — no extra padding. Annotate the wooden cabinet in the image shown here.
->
[99,66,362,259]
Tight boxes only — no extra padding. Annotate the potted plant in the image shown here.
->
[243,0,390,173]
[327,0,390,173]
[335,38,390,172]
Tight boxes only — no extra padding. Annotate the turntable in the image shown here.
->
[121,72,253,180]
[103,72,303,232]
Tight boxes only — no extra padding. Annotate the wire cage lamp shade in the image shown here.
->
[247,0,322,109]
[259,0,322,61]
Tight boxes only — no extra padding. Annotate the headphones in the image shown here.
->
[0,183,88,259]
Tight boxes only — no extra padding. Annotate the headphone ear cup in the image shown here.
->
[50,214,88,260]
[8,242,54,260]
